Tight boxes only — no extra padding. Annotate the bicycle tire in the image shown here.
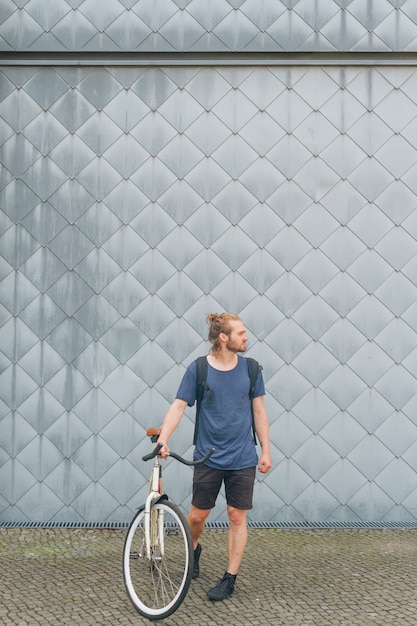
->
[123,499,193,621]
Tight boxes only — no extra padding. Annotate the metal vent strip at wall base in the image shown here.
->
[1,521,417,530]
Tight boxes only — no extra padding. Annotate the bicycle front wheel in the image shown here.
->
[123,499,193,621]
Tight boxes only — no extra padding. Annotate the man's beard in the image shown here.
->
[226,340,246,353]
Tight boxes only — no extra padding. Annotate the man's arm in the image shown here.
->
[252,395,272,474]
[157,398,188,459]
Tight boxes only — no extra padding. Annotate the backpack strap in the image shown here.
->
[246,357,262,444]
[193,356,261,446]
[194,356,208,445]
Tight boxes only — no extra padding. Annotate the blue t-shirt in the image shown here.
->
[176,355,265,470]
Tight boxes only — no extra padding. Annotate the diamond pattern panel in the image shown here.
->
[2,59,417,524]
[3,0,417,52]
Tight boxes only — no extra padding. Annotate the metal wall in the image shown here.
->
[1,0,417,524]
[2,0,417,53]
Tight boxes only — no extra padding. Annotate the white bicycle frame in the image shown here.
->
[144,454,165,560]
[139,437,213,565]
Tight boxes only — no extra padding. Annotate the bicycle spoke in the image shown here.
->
[150,558,181,608]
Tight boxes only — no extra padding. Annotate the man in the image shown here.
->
[157,312,272,601]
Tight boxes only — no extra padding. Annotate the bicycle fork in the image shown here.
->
[144,457,165,560]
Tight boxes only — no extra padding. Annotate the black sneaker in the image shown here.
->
[207,572,235,601]
[192,543,202,579]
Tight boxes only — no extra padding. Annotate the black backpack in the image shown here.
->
[193,356,262,445]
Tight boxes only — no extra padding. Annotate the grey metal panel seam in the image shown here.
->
[3,52,417,66]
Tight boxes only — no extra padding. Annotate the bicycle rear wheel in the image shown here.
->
[123,499,193,621]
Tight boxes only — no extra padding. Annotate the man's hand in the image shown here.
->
[258,453,272,474]
[157,442,170,460]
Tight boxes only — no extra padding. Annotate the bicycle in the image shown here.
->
[122,427,214,621]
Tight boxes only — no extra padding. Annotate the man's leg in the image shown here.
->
[188,465,223,580]
[226,505,248,575]
[207,468,255,600]
[206,506,247,600]
[187,505,211,550]
[187,505,211,579]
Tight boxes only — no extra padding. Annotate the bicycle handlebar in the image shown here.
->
[142,443,215,466]
[142,443,163,462]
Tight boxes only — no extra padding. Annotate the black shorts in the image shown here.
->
[191,465,256,511]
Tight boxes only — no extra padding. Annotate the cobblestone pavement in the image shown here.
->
[1,526,417,625]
